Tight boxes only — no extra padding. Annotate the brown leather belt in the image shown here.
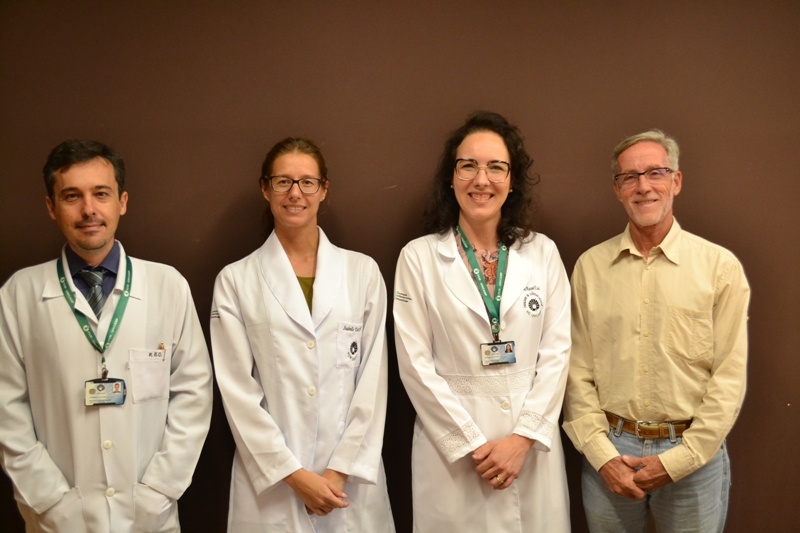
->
[605,412,692,439]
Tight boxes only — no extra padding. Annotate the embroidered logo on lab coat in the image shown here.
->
[337,322,363,368]
[523,289,543,318]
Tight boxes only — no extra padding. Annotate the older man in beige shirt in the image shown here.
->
[563,130,749,533]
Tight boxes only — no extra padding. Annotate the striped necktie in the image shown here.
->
[80,267,107,317]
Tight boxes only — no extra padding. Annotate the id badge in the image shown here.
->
[85,378,126,406]
[480,340,516,366]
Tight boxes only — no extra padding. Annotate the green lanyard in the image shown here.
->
[57,256,132,374]
[456,225,508,341]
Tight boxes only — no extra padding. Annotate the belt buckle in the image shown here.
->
[634,420,659,439]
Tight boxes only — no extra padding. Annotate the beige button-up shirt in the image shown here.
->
[563,220,749,481]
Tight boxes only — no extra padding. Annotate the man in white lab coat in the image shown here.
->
[0,139,213,532]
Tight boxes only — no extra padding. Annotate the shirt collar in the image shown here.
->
[658,219,682,264]
[65,241,121,277]
[615,219,682,265]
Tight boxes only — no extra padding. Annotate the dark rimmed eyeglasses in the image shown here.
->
[613,167,674,190]
[266,176,325,194]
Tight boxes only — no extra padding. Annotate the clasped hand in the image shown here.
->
[285,468,349,516]
[599,455,673,499]
[472,434,533,490]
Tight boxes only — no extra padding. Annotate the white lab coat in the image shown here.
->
[393,231,571,533]
[211,229,394,533]
[0,243,213,533]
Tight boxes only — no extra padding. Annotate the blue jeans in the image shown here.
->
[582,429,730,533]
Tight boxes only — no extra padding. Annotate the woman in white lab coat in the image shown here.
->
[211,138,394,533]
[394,112,571,532]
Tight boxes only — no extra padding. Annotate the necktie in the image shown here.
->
[80,268,106,317]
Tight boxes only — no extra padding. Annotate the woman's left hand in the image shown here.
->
[472,434,534,490]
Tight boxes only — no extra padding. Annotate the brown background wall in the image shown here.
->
[1,2,798,531]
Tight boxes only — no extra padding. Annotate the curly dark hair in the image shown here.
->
[422,111,538,246]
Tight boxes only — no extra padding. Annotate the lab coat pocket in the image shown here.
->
[128,346,171,403]
[38,487,87,533]
[336,322,363,368]
[666,307,713,363]
[132,483,177,533]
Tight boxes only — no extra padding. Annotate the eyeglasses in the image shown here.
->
[613,167,674,190]
[266,176,324,194]
[454,159,511,183]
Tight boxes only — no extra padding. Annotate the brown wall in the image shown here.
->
[2,2,798,531]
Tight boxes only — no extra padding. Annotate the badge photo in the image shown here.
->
[85,378,127,406]
[480,340,516,366]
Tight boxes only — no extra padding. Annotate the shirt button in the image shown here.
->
[106,488,116,497]
[306,340,315,349]
[500,322,506,330]
[308,386,317,396]
[645,400,651,407]
[500,401,511,410]
[644,298,650,304]
[643,366,649,373]
[103,440,113,450]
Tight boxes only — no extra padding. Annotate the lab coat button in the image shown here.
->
[103,440,112,450]
[308,386,317,396]
[500,400,511,410]
[307,340,315,349]
[106,488,115,497]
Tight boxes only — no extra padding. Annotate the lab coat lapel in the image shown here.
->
[310,229,342,328]
[117,244,143,304]
[106,245,144,342]
[258,231,315,335]
[47,247,97,323]
[439,233,489,323]
[500,243,526,318]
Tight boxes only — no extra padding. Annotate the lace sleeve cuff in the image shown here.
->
[516,411,556,451]
[436,420,485,462]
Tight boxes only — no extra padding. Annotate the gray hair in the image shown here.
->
[611,129,680,175]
